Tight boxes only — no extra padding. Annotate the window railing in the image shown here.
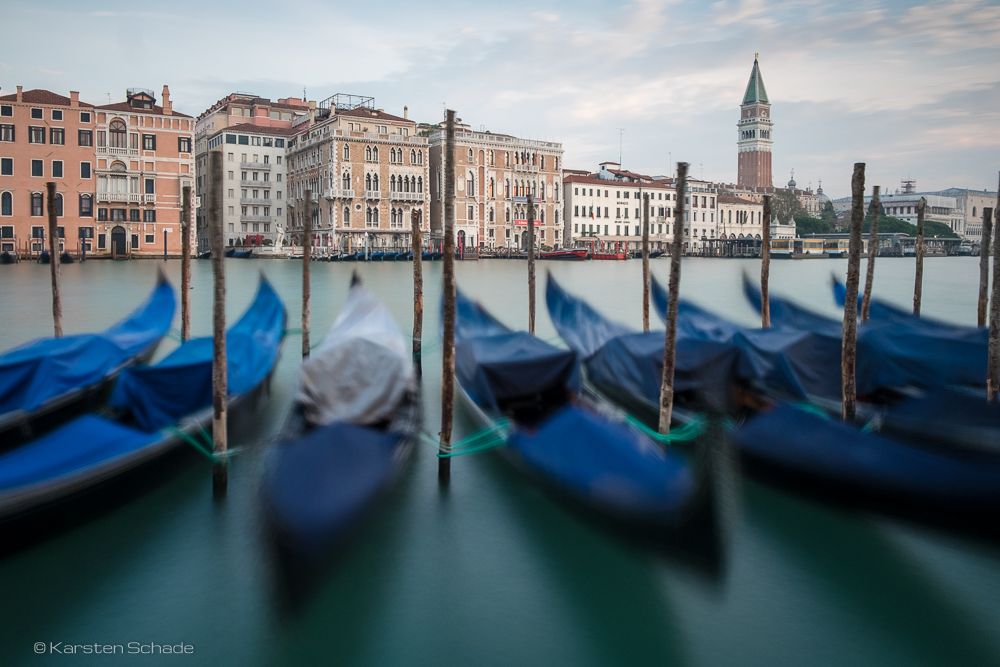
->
[97,192,142,203]
[324,188,355,199]
[389,191,423,202]
[365,190,381,200]
[98,146,139,157]
[240,214,271,223]
[240,162,271,170]
[143,194,155,203]
[241,180,271,188]
[240,197,270,206]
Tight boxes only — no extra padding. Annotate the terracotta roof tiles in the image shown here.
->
[0,89,94,107]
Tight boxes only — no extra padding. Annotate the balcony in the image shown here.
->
[240,197,270,206]
[143,193,155,204]
[513,165,540,173]
[365,190,381,200]
[98,146,140,157]
[241,162,272,171]
[241,180,272,188]
[325,188,355,199]
[97,192,142,203]
[389,191,424,203]
[240,214,271,223]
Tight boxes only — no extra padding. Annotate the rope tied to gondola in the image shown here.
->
[624,414,705,444]
[165,426,242,464]
[423,418,512,458]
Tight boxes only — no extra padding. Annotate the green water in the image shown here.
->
[1,257,998,666]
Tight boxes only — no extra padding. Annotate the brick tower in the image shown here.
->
[737,54,773,189]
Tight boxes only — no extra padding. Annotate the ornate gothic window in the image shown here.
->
[109,120,127,149]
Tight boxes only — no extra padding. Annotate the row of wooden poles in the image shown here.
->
[37,148,1000,494]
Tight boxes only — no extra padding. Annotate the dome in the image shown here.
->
[816,179,831,205]
[787,168,796,189]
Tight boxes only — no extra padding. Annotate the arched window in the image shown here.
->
[392,148,398,163]
[390,175,396,192]
[372,147,378,162]
[505,208,510,222]
[540,155,545,169]
[555,210,559,224]
[467,172,475,196]
[505,152,510,167]
[489,150,495,166]
[366,207,372,224]
[342,172,351,190]
[973,206,978,217]
[489,208,494,222]
[505,179,510,198]
[489,178,494,198]
[343,144,350,160]
[390,208,397,225]
[109,119,127,148]
[1,191,11,216]
[410,149,416,164]
[343,206,350,226]
[468,148,474,163]
[372,207,379,223]
[417,177,423,193]
[365,173,372,191]
[372,174,379,190]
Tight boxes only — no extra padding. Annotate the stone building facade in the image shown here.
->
[284,96,428,254]
[0,87,96,257]
[428,121,564,251]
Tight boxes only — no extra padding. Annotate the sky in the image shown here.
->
[2,0,998,199]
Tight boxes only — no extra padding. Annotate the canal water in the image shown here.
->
[1,256,998,666]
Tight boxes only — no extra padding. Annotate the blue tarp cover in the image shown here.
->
[746,278,988,391]
[110,279,286,432]
[0,279,175,416]
[0,414,157,492]
[736,404,1000,506]
[263,422,402,553]
[547,276,739,408]
[455,288,581,411]
[508,404,694,520]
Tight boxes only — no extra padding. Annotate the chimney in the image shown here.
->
[404,105,408,119]
[16,86,22,102]
[161,85,173,115]
[70,91,79,107]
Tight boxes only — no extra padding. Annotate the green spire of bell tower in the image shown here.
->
[742,54,769,105]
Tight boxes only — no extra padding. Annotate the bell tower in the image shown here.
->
[737,54,773,189]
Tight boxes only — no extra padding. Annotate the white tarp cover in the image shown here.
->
[295,283,414,426]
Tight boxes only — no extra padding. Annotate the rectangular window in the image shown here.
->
[238,135,249,145]
[228,171,234,180]
[32,225,44,238]
[31,159,43,177]
[178,136,192,153]
[31,195,43,216]
[30,108,43,119]
[145,234,155,244]
[50,128,65,145]
[52,161,63,178]
[81,162,91,178]
[98,208,108,221]
[142,134,156,150]
[1,226,13,237]
[51,109,63,121]
[97,233,106,249]
[143,209,156,222]
[0,125,13,142]
[0,106,11,117]
[1,158,10,176]
[144,179,154,194]
[80,195,93,216]
[80,111,91,123]
[275,139,285,148]
[129,209,140,222]
[29,127,45,144]
[78,129,93,147]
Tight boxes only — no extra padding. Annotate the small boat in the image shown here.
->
[224,248,236,257]
[262,276,418,562]
[328,253,341,262]
[0,278,285,540]
[370,252,385,261]
[431,252,443,261]
[0,274,175,449]
[197,250,211,260]
[455,287,717,541]
[422,251,432,261]
[233,249,253,259]
[0,251,15,265]
[38,251,51,264]
[539,249,588,261]
[59,252,75,264]
[592,252,626,260]
[649,251,664,259]
[398,252,413,261]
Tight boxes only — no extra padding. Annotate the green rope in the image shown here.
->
[793,402,832,420]
[165,328,183,343]
[625,414,706,444]
[166,426,241,465]
[425,418,512,458]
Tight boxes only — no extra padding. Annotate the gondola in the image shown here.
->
[224,248,236,258]
[454,286,720,543]
[233,249,253,259]
[262,276,418,564]
[398,252,413,261]
[0,251,15,264]
[0,278,286,543]
[38,251,50,264]
[59,252,75,264]
[0,274,175,449]
[370,252,385,261]
[197,250,211,260]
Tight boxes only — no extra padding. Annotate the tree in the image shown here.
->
[861,214,959,239]
[771,189,803,223]
[820,201,837,226]
[794,216,830,237]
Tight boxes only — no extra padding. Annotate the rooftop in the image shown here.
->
[742,56,769,105]
[0,88,94,108]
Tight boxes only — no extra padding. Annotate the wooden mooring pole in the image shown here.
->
[412,209,423,377]
[439,110,456,484]
[993,172,1000,399]
[760,195,772,328]
[209,151,228,495]
[913,197,926,317]
[861,185,881,323]
[181,186,192,341]
[842,163,865,421]
[46,182,62,337]
[658,162,687,435]
[302,189,312,359]
[527,195,536,335]
[642,193,650,332]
